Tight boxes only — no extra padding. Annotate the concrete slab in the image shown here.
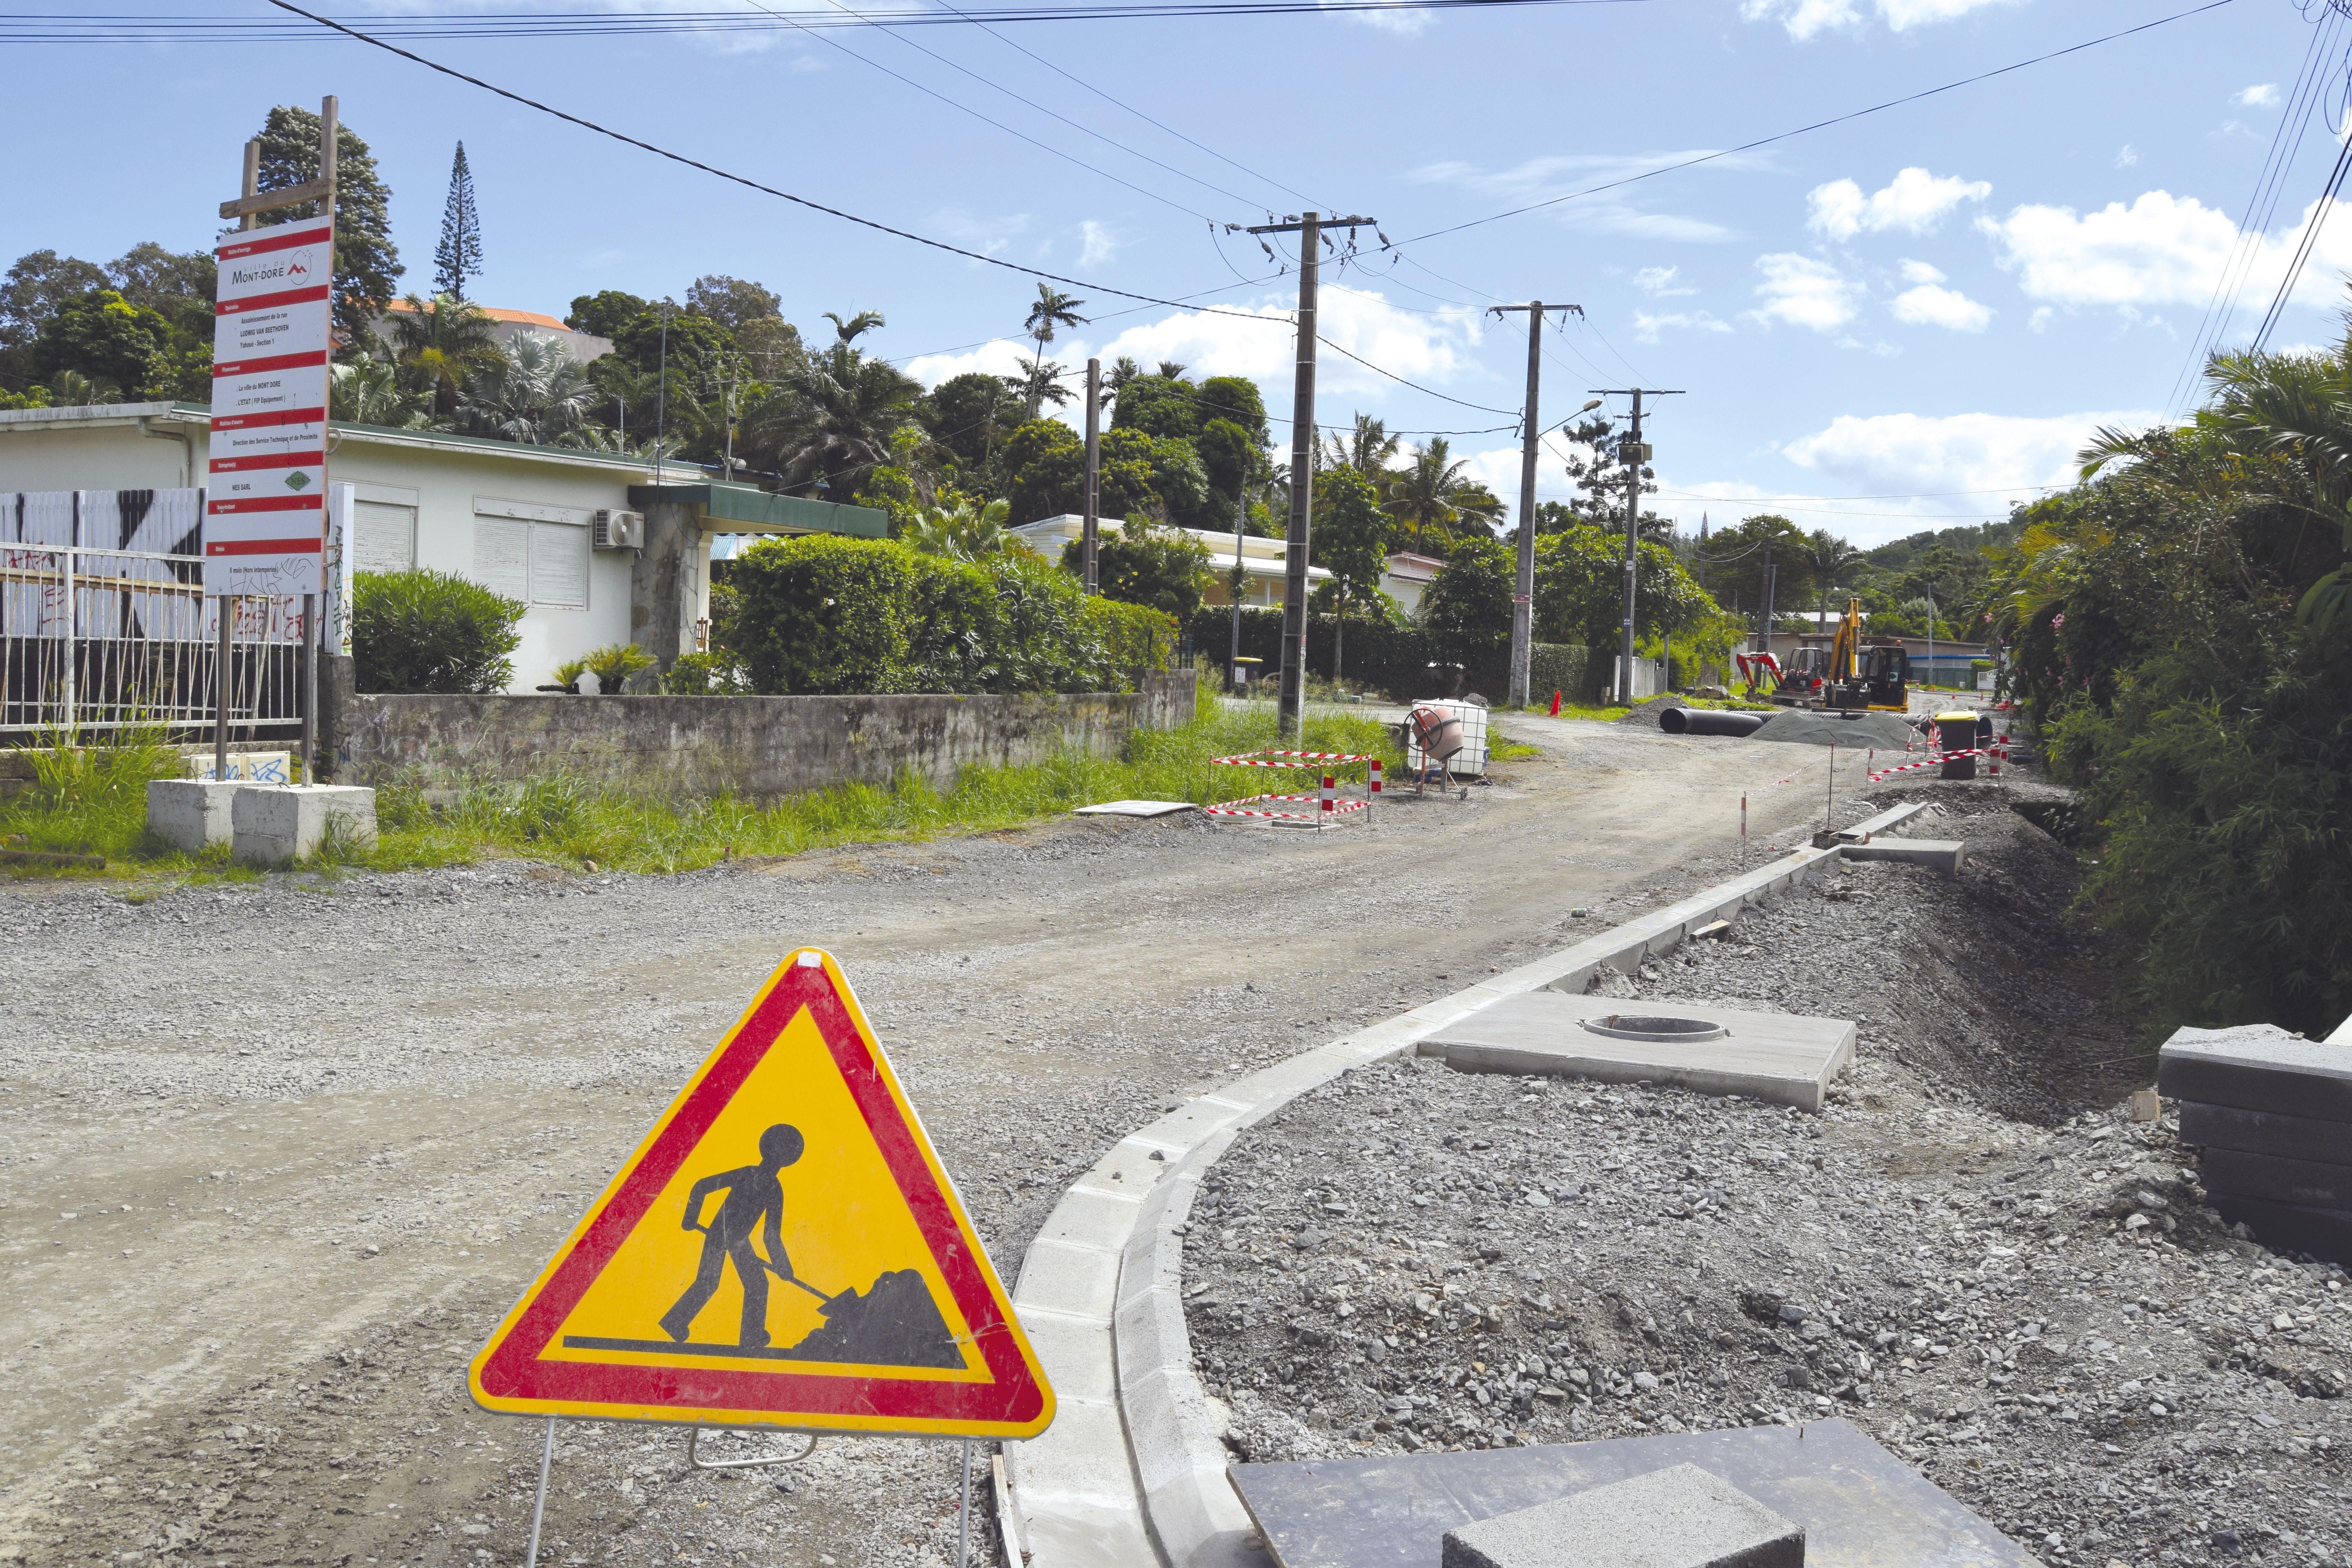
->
[1439,1463,1802,1568]
[1839,838,1966,875]
[2179,1102,2352,1167]
[2158,1024,2352,1123]
[189,749,291,784]
[2211,1192,2352,1266]
[1075,799,1201,817]
[230,784,377,867]
[2201,1146,2352,1210]
[145,779,241,854]
[1228,1421,2031,1568]
[1420,992,1855,1112]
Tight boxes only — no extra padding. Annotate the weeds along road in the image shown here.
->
[1,715,1855,1568]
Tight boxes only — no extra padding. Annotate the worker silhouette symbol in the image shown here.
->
[659,1124,805,1349]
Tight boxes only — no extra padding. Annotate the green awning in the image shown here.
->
[629,482,887,538]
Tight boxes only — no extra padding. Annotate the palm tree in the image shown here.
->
[385,292,502,420]
[1383,437,1486,552]
[1021,284,1088,417]
[554,425,682,462]
[330,356,426,427]
[1154,360,1190,380]
[1802,528,1864,640]
[1011,358,1074,417]
[905,497,1021,561]
[1105,355,1143,403]
[46,369,119,408]
[749,338,926,496]
[823,309,886,346]
[457,332,597,444]
[1321,412,1400,478]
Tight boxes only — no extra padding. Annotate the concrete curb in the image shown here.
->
[1003,802,1927,1567]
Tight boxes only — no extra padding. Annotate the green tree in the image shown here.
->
[927,370,1023,474]
[1383,437,1495,555]
[1195,376,1269,446]
[906,497,1021,561]
[1422,534,1514,644]
[1701,513,1810,618]
[1802,528,1865,633]
[1107,372,1200,442]
[1062,517,1208,619]
[32,289,170,397]
[1320,412,1399,477]
[746,332,924,495]
[1309,466,1392,680]
[352,568,523,693]
[433,141,483,299]
[1532,524,1720,653]
[254,104,402,345]
[330,356,427,427]
[1000,418,1162,523]
[385,292,503,421]
[1,250,109,368]
[686,274,782,331]
[458,332,595,444]
[566,290,650,341]
[1195,418,1257,528]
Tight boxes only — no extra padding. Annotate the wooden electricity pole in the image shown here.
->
[1488,302,1581,708]
[1245,211,1375,740]
[1082,357,1102,594]
[1589,387,1682,703]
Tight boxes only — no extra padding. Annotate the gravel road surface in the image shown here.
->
[1183,804,2350,1567]
[3,715,1866,1568]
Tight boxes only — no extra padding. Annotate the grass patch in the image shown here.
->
[2,704,1403,882]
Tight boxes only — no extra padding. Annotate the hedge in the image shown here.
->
[353,568,525,694]
[730,535,1175,695]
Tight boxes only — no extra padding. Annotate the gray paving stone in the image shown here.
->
[2157,1025,2352,1123]
[2201,1146,2352,1210]
[1439,1463,1803,1568]
[2179,1101,2352,1166]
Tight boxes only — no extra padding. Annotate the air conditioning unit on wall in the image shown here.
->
[593,509,644,550]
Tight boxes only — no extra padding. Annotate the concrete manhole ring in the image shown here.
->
[1579,1013,1730,1043]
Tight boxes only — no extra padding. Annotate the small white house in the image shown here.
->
[1012,514,1329,607]
[0,401,884,692]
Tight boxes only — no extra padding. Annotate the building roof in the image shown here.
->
[382,300,573,333]
[1014,513,1325,578]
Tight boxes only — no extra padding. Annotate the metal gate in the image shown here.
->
[2,489,306,736]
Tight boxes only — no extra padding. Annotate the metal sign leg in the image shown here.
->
[958,1438,973,1568]
[524,1415,555,1568]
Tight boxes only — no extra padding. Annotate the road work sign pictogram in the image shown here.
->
[470,949,1054,1438]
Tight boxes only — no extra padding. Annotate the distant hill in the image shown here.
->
[1864,519,2027,572]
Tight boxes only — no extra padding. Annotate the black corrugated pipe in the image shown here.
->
[1659,707,1768,737]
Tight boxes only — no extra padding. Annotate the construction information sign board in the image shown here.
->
[207,220,331,597]
[470,949,1055,1439]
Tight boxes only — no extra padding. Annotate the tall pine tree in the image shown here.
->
[433,142,482,300]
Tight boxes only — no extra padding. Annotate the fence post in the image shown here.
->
[61,544,78,735]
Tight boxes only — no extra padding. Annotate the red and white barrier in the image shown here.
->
[1206,750,1380,829]
[1865,748,1991,782]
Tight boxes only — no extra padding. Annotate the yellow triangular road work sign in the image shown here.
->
[470,949,1054,1438]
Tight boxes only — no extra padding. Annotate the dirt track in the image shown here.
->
[1,715,1891,1568]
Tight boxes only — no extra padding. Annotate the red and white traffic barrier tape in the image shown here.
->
[1866,748,1990,782]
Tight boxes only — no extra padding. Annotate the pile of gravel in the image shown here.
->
[1181,810,2351,1567]
[1613,695,1688,727]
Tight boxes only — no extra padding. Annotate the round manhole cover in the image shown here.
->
[1579,1013,1730,1043]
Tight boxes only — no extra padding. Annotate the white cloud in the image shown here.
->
[1748,253,1860,331]
[1633,309,1734,343]
[1410,151,1758,241]
[1077,221,1119,268]
[1660,405,2161,546]
[2237,83,2281,108]
[1979,189,2352,312]
[1742,0,2020,40]
[2029,306,2054,333]
[922,206,1032,260]
[1889,260,1993,330]
[2116,144,2139,168]
[1634,265,1695,297]
[1807,167,1993,241]
[902,338,1035,387]
[1320,0,1434,33]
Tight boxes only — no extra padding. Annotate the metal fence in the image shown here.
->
[2,490,305,736]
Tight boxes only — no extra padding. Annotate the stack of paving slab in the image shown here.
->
[2159,1023,2352,1267]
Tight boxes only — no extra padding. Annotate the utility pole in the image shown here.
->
[1229,469,1247,689]
[1247,210,1376,740]
[1082,357,1102,595]
[1589,388,1682,703]
[1760,544,1777,661]
[1488,302,1584,708]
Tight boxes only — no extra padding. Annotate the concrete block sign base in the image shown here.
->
[231,784,378,867]
[146,779,243,854]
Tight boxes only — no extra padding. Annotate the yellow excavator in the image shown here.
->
[1744,599,1909,712]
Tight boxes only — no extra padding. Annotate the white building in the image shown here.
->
[0,400,883,692]
[1012,514,1330,607]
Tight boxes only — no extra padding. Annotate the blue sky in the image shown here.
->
[11,0,2348,544]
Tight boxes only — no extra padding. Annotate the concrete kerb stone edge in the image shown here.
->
[1004,800,1929,1568]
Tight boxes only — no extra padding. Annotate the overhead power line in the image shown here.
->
[8,0,1655,41]
[1386,0,2241,247]
[266,0,1286,321]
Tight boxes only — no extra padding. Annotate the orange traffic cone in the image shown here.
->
[1549,690,1562,717]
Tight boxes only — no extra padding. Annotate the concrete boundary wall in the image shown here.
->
[328,673,1196,798]
[1003,801,1929,1568]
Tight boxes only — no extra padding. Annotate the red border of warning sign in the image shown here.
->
[469,950,1053,1437]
